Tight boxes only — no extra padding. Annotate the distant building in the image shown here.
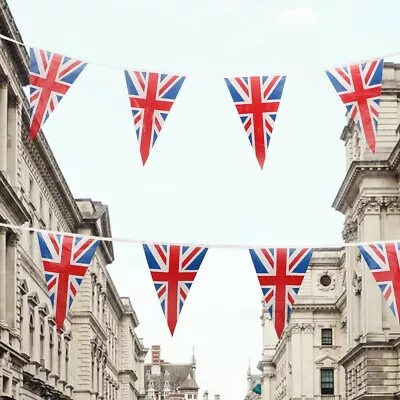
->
[144,345,199,400]
[244,365,261,400]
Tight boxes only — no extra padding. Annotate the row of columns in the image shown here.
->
[0,75,19,188]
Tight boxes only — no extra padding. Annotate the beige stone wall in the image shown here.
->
[0,2,148,399]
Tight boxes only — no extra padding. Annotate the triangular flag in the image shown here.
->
[37,232,99,331]
[325,58,384,154]
[124,71,185,165]
[359,242,400,322]
[142,243,208,335]
[29,48,87,141]
[249,247,314,339]
[224,75,286,169]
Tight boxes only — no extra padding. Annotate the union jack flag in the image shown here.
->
[37,232,99,331]
[224,75,286,169]
[143,243,208,335]
[359,242,400,322]
[124,71,185,165]
[29,48,87,141]
[326,59,384,154]
[249,247,313,338]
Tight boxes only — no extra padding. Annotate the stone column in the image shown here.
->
[302,323,314,398]
[0,76,8,174]
[93,351,98,394]
[358,199,384,340]
[0,227,7,324]
[6,97,19,188]
[6,233,19,329]
[290,323,302,398]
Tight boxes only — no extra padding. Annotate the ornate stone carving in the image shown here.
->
[357,196,382,219]
[341,316,347,333]
[352,270,362,295]
[303,323,315,333]
[357,196,400,220]
[290,323,302,334]
[0,75,10,86]
[1,351,12,369]
[342,221,358,242]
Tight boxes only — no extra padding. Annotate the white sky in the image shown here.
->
[7,0,400,398]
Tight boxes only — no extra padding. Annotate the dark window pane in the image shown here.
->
[321,328,333,345]
[321,368,334,395]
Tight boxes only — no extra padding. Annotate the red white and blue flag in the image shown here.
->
[29,48,87,141]
[249,247,313,338]
[143,243,208,335]
[124,71,185,165]
[37,232,99,330]
[359,242,400,322]
[326,59,384,154]
[224,75,286,169]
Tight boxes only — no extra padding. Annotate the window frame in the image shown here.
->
[321,368,334,395]
[321,328,333,346]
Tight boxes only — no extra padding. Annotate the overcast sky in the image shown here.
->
[7,0,400,398]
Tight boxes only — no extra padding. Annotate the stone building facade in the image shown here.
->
[258,63,400,400]
[0,1,148,399]
[144,345,199,400]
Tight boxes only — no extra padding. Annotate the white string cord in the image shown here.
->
[0,222,397,250]
[1,33,400,78]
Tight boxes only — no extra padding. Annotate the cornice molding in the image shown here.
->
[332,161,393,213]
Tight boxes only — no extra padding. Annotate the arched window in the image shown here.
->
[29,311,34,355]
[65,341,69,382]
[39,321,45,366]
[49,329,54,371]
[58,333,62,376]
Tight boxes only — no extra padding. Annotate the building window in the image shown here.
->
[29,177,34,203]
[48,210,53,229]
[321,328,333,345]
[321,368,334,395]
[40,321,45,366]
[39,194,43,215]
[49,330,54,371]
[320,274,332,287]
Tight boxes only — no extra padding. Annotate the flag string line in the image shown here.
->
[1,33,400,78]
[0,221,398,251]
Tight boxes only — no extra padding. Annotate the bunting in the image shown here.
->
[325,59,384,154]
[142,243,208,335]
[359,242,400,322]
[29,48,87,141]
[224,75,286,169]
[37,232,99,330]
[124,71,185,165]
[249,247,314,338]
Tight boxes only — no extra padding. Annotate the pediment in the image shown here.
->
[38,303,49,316]
[315,354,339,366]
[27,292,39,306]
[19,278,29,295]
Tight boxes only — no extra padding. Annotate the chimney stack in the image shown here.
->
[151,345,161,375]
[203,391,209,400]
[152,345,161,365]
[214,395,220,400]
